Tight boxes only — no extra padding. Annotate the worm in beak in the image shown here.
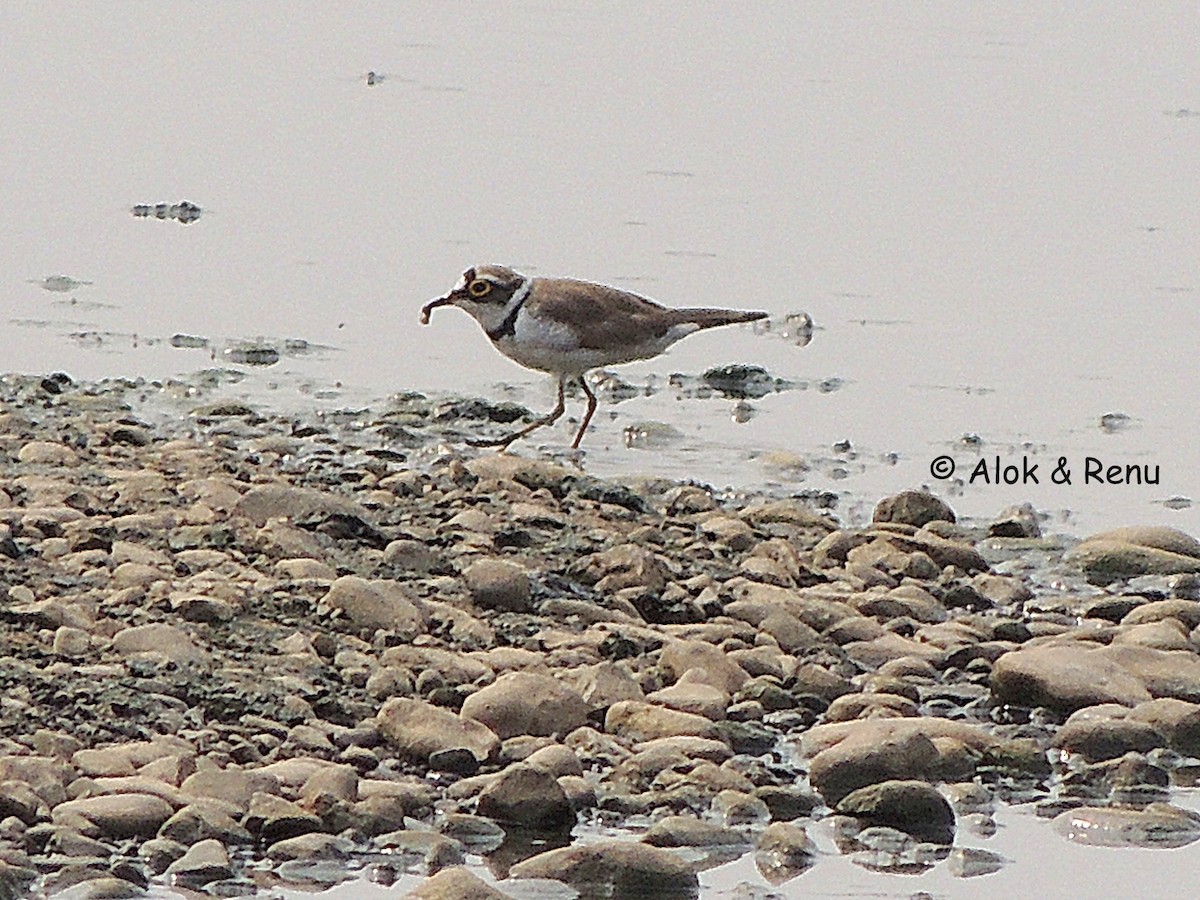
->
[420,294,453,325]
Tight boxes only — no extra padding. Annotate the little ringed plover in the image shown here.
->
[421,265,767,448]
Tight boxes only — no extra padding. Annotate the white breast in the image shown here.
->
[492,308,697,376]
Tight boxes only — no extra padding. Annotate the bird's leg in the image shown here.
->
[469,375,567,450]
[571,375,598,449]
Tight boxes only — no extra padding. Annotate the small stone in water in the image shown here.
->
[947,847,1007,878]
[131,200,203,224]
[731,400,756,423]
[224,343,281,366]
[623,421,684,449]
[702,364,783,399]
[1100,412,1132,433]
[33,275,93,292]
[782,311,815,346]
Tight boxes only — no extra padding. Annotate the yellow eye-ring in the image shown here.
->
[469,280,492,298]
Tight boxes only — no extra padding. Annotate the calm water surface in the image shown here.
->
[5,2,1198,535]
[5,4,1200,896]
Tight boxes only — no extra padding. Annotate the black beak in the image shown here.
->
[420,294,454,325]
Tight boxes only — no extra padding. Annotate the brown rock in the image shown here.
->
[509,840,698,898]
[460,672,588,739]
[658,640,749,694]
[476,763,575,831]
[52,793,174,839]
[837,779,956,844]
[463,559,532,612]
[406,866,514,899]
[604,701,719,743]
[232,483,371,527]
[321,575,423,636]
[873,491,956,527]
[377,698,499,764]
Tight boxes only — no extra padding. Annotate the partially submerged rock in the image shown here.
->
[508,840,699,898]
[1053,804,1200,849]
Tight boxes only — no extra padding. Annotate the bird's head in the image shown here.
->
[421,265,530,332]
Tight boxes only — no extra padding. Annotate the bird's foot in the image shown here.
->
[466,434,520,450]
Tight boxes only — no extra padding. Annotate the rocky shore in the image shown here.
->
[3,372,1200,899]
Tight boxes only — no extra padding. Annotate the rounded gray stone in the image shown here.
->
[476,763,574,831]
[837,779,955,845]
[872,491,956,527]
[463,559,532,612]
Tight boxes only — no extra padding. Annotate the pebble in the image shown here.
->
[51,794,174,840]
[1053,803,1200,848]
[475,763,575,831]
[463,559,533,612]
[460,672,589,739]
[6,375,1200,896]
[404,866,512,899]
[376,699,500,764]
[164,837,232,887]
[754,821,816,884]
[836,779,956,845]
[508,840,699,897]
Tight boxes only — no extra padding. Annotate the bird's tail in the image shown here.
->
[674,308,769,330]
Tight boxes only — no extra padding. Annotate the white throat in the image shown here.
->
[472,277,533,338]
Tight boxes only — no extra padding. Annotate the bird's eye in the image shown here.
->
[469,280,492,298]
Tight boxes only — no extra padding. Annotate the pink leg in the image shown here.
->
[571,376,597,449]
[470,376,566,450]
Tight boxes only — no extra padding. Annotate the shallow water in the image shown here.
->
[5,4,1200,897]
[5,3,1198,538]
[220,794,1200,900]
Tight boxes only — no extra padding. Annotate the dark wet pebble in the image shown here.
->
[224,343,281,366]
[696,364,793,399]
[836,780,956,845]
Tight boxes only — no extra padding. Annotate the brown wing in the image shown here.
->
[525,278,677,349]
[673,307,769,330]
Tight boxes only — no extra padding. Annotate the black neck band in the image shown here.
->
[487,290,529,341]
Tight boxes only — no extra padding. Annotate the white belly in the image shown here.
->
[491,309,693,376]
[494,336,616,376]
